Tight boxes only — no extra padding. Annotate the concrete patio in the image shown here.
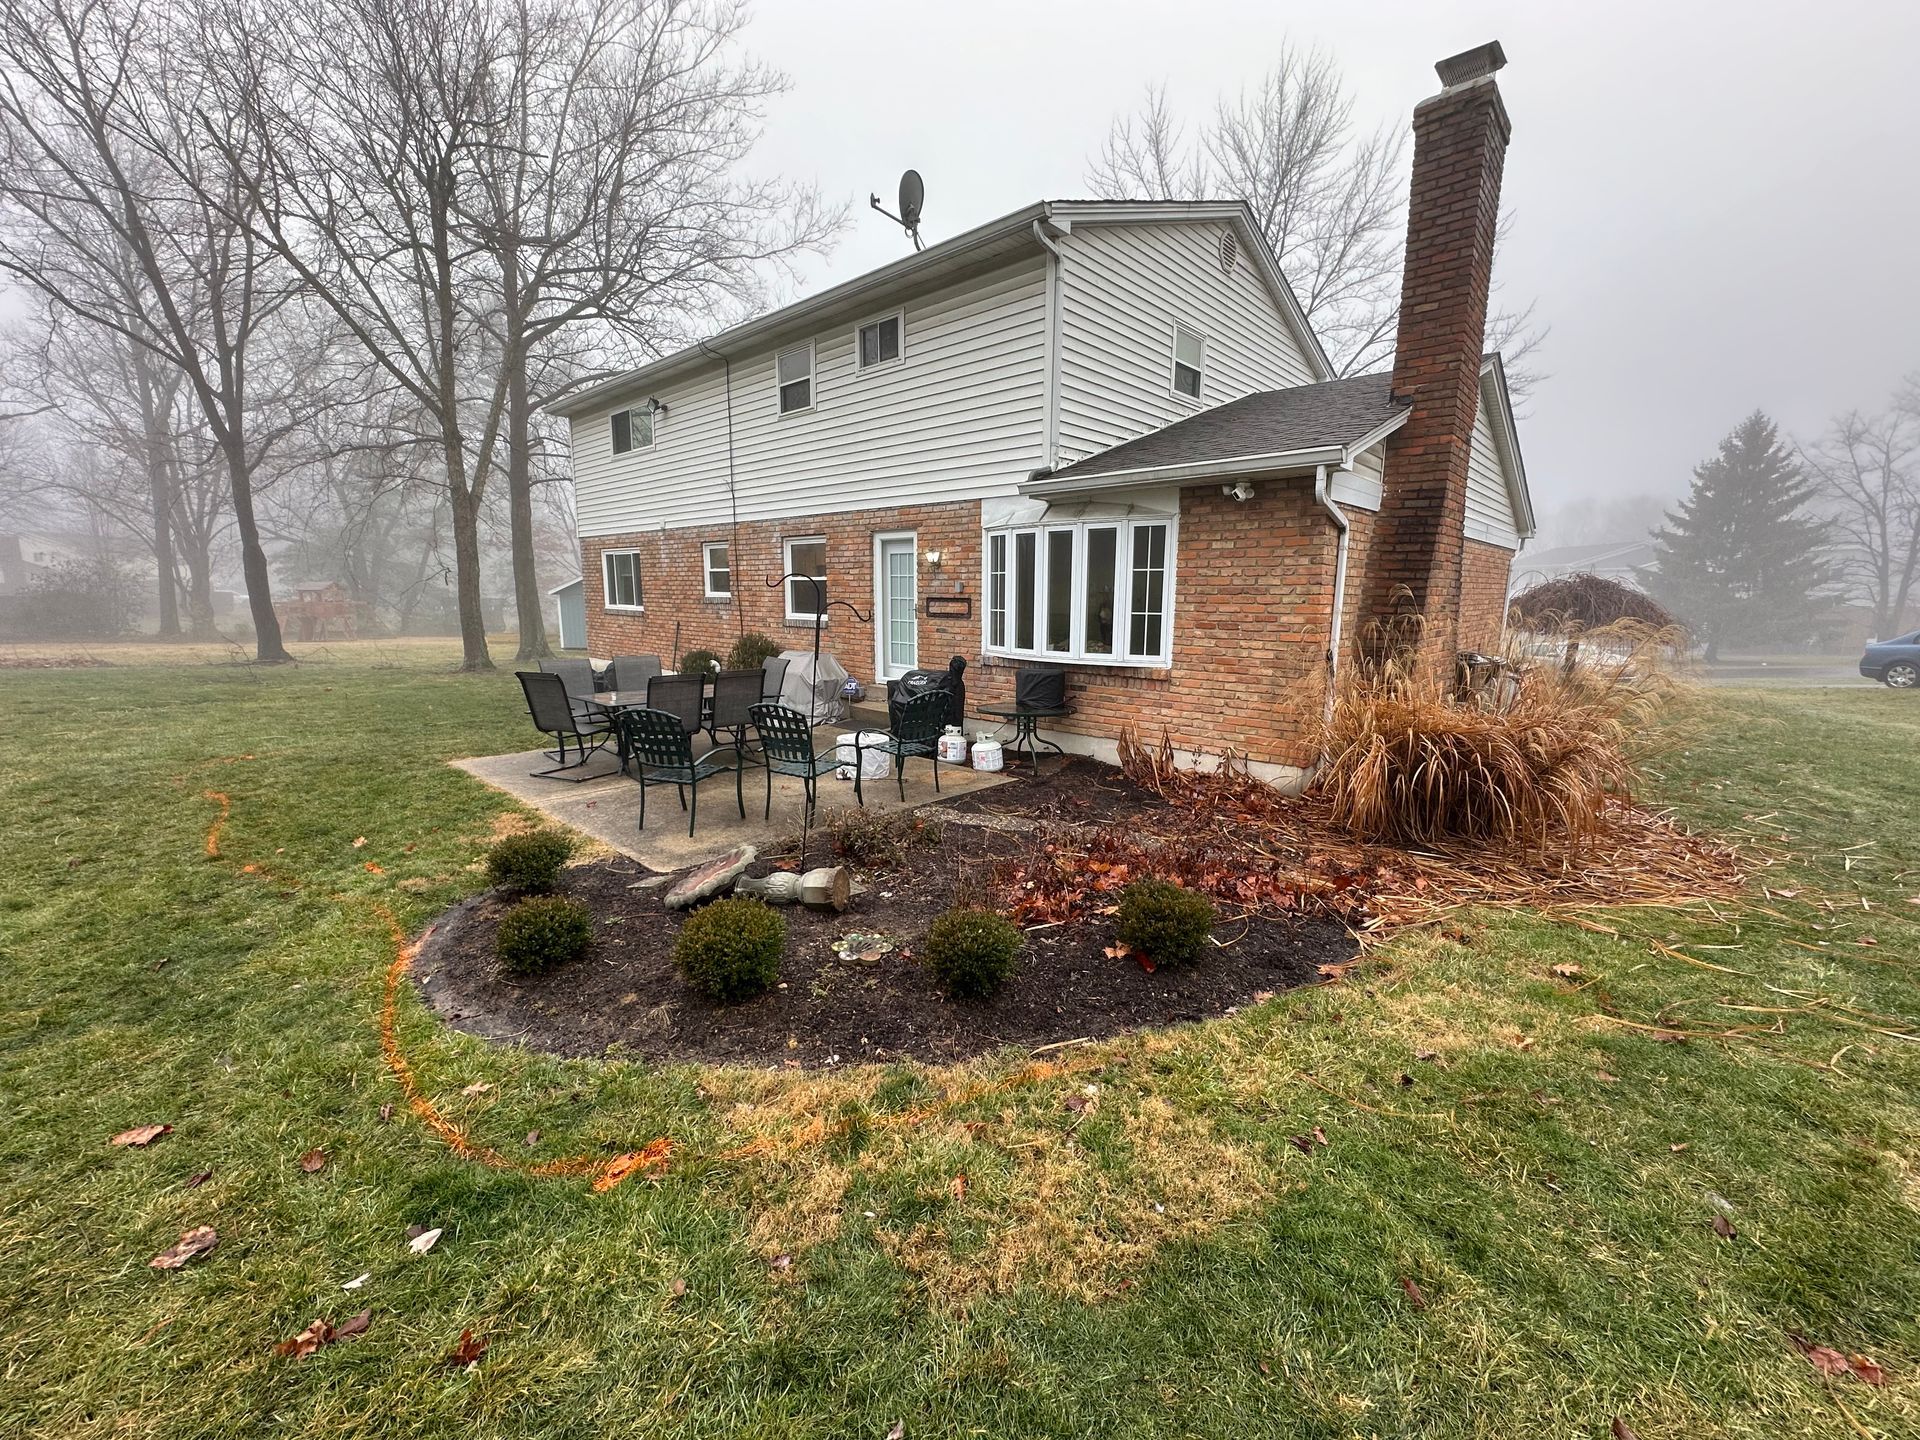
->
[452,727,1009,870]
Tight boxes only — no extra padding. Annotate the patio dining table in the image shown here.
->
[587,687,711,773]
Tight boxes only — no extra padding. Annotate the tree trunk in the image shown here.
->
[448,476,492,670]
[223,434,291,662]
[503,247,548,663]
[134,351,181,636]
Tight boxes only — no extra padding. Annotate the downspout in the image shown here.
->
[1313,463,1350,724]
[1032,218,1064,469]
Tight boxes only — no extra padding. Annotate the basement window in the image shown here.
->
[602,550,642,611]
[984,518,1173,666]
[776,342,813,414]
[1171,325,1204,400]
[610,405,653,454]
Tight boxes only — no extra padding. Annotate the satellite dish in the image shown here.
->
[869,170,926,251]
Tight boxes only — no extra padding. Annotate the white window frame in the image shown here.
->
[1170,323,1205,403]
[701,541,732,599]
[980,517,1176,668]
[854,309,905,372]
[601,549,643,612]
[775,341,814,416]
[783,535,829,625]
[610,404,654,454]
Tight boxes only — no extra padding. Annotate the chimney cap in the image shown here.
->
[1434,41,1506,88]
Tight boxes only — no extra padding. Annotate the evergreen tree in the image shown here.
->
[1649,411,1833,658]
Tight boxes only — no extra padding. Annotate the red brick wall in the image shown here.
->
[1456,538,1514,654]
[582,481,1345,772]
[1364,73,1510,660]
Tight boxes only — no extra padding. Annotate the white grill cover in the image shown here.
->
[776,647,849,726]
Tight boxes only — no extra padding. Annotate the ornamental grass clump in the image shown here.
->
[486,829,573,894]
[1316,629,1679,852]
[923,907,1023,999]
[675,897,785,1002]
[1115,878,1214,967]
[496,895,593,974]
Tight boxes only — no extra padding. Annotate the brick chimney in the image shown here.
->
[1363,41,1510,663]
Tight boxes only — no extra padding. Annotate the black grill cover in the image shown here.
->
[890,655,967,728]
[1014,665,1067,711]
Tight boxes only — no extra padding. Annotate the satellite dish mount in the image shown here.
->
[870,169,925,251]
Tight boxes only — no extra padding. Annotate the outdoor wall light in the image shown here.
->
[647,396,668,417]
[922,548,943,568]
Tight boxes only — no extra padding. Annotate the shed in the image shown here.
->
[549,577,586,651]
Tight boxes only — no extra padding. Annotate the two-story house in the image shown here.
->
[553,43,1533,787]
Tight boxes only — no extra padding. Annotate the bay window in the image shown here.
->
[982,517,1173,665]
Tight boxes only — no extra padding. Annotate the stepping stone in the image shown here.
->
[663,844,756,910]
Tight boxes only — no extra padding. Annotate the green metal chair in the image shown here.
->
[857,690,947,804]
[617,706,742,837]
[749,703,840,823]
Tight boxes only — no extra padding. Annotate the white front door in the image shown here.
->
[875,533,918,681]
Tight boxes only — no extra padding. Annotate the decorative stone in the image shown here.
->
[799,866,852,912]
[736,871,803,905]
[663,844,756,910]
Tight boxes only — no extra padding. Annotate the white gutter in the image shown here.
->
[1032,218,1066,469]
[1313,463,1351,723]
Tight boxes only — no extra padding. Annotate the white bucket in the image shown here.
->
[834,731,892,781]
[937,726,969,764]
[970,736,1004,772]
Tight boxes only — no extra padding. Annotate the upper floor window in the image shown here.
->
[1171,325,1204,400]
[602,550,642,610]
[984,518,1173,667]
[784,536,828,623]
[776,343,813,414]
[610,405,653,454]
[857,312,903,370]
[702,542,732,599]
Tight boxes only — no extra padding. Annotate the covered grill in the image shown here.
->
[888,655,967,729]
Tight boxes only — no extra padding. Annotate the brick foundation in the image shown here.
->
[582,480,1344,773]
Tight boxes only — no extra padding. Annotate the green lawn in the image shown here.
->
[1,650,1916,1438]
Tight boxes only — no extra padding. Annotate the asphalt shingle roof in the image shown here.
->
[1046,371,1406,481]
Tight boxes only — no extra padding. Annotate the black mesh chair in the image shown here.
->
[540,656,599,722]
[616,706,743,837]
[647,672,706,736]
[760,655,790,704]
[749,703,840,822]
[517,670,613,781]
[608,654,661,692]
[856,690,947,804]
[707,669,765,760]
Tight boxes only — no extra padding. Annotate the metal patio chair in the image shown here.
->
[647,671,706,736]
[760,655,790,704]
[707,669,766,761]
[516,670,613,781]
[607,654,661,692]
[855,689,947,804]
[616,706,743,838]
[540,656,600,723]
[749,703,840,823]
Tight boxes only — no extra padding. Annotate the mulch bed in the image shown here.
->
[415,760,1354,1067]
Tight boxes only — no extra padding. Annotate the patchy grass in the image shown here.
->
[1,656,1916,1438]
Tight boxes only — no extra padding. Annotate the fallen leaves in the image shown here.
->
[949,1174,968,1201]
[1611,1421,1640,1440]
[460,1082,492,1097]
[1710,1214,1736,1240]
[1288,1126,1330,1154]
[111,1124,172,1148]
[184,1169,212,1189]
[443,1328,488,1370]
[1788,1332,1887,1385]
[274,1311,370,1359]
[1550,963,1583,980]
[149,1225,218,1270]
[298,1148,328,1173]
[1398,1276,1427,1310]
[407,1227,443,1255]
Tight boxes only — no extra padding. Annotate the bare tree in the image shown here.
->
[1087,45,1546,396]
[0,0,305,659]
[1801,378,1920,639]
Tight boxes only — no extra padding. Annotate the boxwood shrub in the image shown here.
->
[923,907,1023,999]
[675,897,785,1002]
[497,895,593,974]
[486,829,573,895]
[1115,878,1214,967]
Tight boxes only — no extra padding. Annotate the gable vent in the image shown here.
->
[1217,230,1238,274]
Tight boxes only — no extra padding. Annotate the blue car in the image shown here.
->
[1859,630,1920,688]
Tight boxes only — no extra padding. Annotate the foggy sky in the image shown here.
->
[742,0,1920,522]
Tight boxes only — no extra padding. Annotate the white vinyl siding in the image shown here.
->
[571,257,1048,535]
[1465,404,1523,549]
[1055,220,1317,466]
[1328,442,1386,511]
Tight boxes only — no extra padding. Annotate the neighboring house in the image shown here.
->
[0,530,115,596]
[553,43,1534,785]
[1509,540,1655,596]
